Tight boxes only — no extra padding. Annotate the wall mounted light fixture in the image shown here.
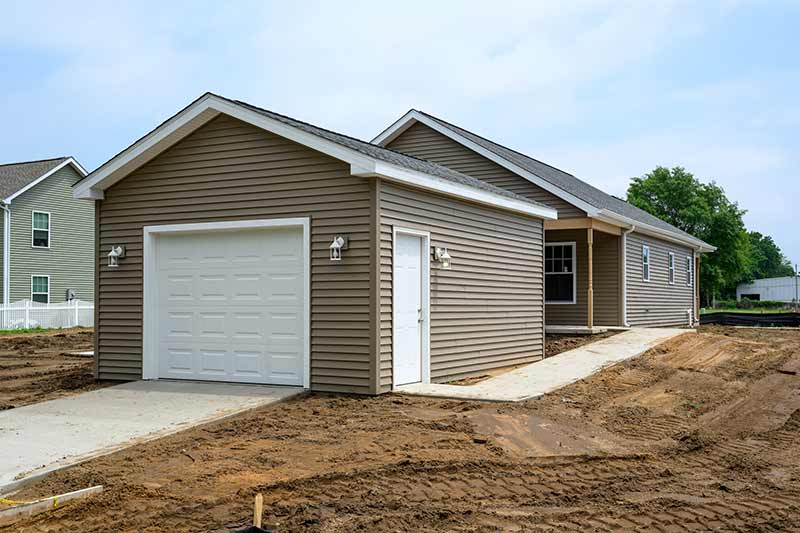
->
[433,247,452,270]
[108,245,125,268]
[329,236,349,261]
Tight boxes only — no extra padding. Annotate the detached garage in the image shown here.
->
[74,93,557,394]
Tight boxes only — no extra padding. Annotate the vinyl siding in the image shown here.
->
[626,232,694,327]
[96,115,372,392]
[386,122,585,219]
[8,165,94,303]
[379,182,545,391]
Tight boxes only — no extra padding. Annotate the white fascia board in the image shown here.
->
[6,157,87,203]
[353,161,558,220]
[595,210,716,253]
[372,111,600,216]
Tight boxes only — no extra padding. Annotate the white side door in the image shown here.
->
[394,232,424,385]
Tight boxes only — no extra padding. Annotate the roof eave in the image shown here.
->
[594,210,716,253]
[5,157,87,204]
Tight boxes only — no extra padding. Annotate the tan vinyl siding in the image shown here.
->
[96,115,372,392]
[593,231,621,326]
[626,232,694,327]
[386,122,585,219]
[379,182,545,391]
[9,165,94,303]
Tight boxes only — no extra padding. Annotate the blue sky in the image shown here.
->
[1,1,798,263]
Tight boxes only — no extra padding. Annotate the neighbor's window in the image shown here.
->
[32,211,50,248]
[686,256,693,287]
[31,276,49,303]
[642,245,651,281]
[668,252,675,285]
[545,242,576,304]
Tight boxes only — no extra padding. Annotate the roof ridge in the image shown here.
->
[0,156,68,168]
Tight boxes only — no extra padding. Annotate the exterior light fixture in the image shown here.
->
[329,236,349,261]
[433,247,452,270]
[107,245,125,268]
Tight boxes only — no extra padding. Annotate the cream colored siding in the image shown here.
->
[9,165,94,303]
[96,115,372,392]
[386,122,585,219]
[626,232,694,327]
[379,182,545,391]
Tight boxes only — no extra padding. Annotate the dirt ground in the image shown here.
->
[0,328,99,410]
[4,326,800,532]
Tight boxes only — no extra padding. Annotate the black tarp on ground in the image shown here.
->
[700,312,800,327]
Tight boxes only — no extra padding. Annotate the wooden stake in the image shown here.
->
[253,493,263,528]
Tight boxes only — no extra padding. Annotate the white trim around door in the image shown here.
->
[142,217,311,388]
[392,226,431,387]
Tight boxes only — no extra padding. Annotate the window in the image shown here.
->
[668,252,675,285]
[32,211,50,248]
[545,242,576,304]
[642,245,651,281]
[686,256,693,287]
[31,275,49,303]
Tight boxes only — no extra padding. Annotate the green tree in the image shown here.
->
[745,231,795,281]
[627,166,750,304]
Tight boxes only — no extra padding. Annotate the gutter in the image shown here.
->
[595,210,716,253]
[621,225,635,327]
[0,202,9,307]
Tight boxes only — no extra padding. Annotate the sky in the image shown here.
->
[1,0,798,263]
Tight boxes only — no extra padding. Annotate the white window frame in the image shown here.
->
[31,211,51,249]
[642,245,651,282]
[668,252,675,285]
[686,256,693,287]
[545,241,577,305]
[31,275,50,303]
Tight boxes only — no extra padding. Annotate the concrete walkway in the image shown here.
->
[0,381,300,495]
[397,328,690,402]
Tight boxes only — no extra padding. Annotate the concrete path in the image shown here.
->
[0,381,300,495]
[397,328,690,402]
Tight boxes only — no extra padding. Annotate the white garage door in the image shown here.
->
[155,226,305,386]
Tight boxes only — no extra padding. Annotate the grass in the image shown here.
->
[701,308,796,315]
[0,326,90,335]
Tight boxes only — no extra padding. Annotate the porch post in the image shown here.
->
[587,227,594,328]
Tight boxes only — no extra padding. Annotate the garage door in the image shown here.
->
[155,226,305,385]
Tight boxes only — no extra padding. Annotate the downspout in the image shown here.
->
[0,201,10,307]
[621,225,635,327]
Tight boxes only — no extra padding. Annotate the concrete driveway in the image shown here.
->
[0,380,301,495]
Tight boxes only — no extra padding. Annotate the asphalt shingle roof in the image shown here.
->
[229,97,553,213]
[0,157,69,201]
[414,110,710,246]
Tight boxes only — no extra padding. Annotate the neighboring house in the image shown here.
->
[0,157,93,305]
[737,276,799,303]
[73,93,557,392]
[373,111,715,329]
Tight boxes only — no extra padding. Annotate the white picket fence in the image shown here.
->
[0,299,94,330]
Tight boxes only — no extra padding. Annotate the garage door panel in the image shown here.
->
[154,226,305,386]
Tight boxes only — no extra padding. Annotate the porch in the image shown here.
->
[544,218,625,330]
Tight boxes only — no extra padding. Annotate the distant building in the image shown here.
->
[737,276,799,303]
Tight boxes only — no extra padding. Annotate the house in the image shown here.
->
[373,111,715,329]
[73,93,557,392]
[737,276,799,303]
[0,157,94,305]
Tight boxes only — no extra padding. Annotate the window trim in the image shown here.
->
[686,256,693,287]
[642,245,651,282]
[31,210,51,249]
[31,275,50,303]
[668,252,675,285]
[545,241,577,305]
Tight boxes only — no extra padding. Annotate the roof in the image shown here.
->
[74,93,557,220]
[0,157,70,201]
[232,99,552,212]
[374,110,714,252]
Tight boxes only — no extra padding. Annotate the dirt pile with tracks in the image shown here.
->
[0,328,98,409]
[4,326,800,531]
